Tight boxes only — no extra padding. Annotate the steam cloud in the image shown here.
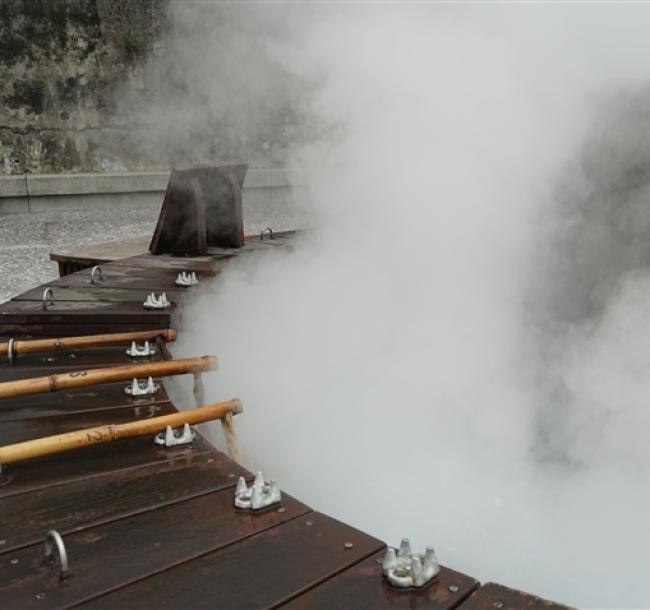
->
[168,4,650,608]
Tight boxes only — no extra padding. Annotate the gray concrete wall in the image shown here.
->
[0,168,303,215]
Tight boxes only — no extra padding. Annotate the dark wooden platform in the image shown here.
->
[0,236,574,609]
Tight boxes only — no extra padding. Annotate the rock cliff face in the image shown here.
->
[0,1,299,174]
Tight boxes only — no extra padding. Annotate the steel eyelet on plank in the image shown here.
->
[90,265,103,284]
[260,227,273,240]
[7,338,15,363]
[43,530,69,581]
[42,288,54,310]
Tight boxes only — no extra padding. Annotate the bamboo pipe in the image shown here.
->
[0,398,242,466]
[0,328,177,357]
[0,355,218,400]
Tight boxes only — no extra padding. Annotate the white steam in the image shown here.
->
[170,4,650,608]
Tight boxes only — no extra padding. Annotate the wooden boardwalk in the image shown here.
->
[0,236,573,609]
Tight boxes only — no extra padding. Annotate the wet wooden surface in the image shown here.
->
[0,237,573,610]
[456,583,575,610]
[79,513,385,610]
[281,550,479,610]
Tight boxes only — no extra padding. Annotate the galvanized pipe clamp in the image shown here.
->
[381,538,440,589]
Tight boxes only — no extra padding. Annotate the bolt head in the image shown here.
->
[344,542,354,549]
[449,585,459,592]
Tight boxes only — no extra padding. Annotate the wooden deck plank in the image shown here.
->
[0,449,249,553]
[0,381,171,422]
[279,550,479,610]
[0,490,310,610]
[455,583,575,610]
[0,300,172,323]
[0,322,170,337]
[0,402,177,445]
[78,512,385,610]
[12,286,185,304]
[0,346,163,376]
[0,435,215,500]
[47,273,191,291]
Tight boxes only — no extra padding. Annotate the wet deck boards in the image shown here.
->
[0,235,573,609]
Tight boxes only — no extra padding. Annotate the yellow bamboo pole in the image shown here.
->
[0,329,177,357]
[0,398,242,466]
[0,355,218,400]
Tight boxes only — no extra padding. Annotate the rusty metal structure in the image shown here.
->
[0,165,574,609]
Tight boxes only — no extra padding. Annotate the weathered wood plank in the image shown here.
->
[12,287,184,304]
[0,381,171,422]
[78,513,385,610]
[456,583,575,610]
[0,346,162,376]
[0,300,172,324]
[280,550,479,610]
[0,435,214,500]
[0,489,310,610]
[0,449,248,553]
[0,402,177,445]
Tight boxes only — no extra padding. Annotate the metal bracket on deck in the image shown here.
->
[175,271,199,287]
[381,538,440,589]
[42,288,54,310]
[234,471,281,511]
[143,292,171,309]
[43,530,69,581]
[90,265,103,284]
[124,377,160,396]
[126,341,157,357]
[6,338,15,363]
[154,423,196,447]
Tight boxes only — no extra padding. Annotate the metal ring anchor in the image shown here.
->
[260,227,273,240]
[43,530,69,581]
[7,338,15,363]
[42,288,54,310]
[90,265,103,284]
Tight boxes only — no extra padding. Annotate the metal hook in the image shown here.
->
[42,288,54,310]
[260,227,273,241]
[43,530,69,581]
[7,338,15,363]
[90,265,103,284]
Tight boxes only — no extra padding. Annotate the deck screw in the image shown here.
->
[228,473,235,478]
[10,558,18,564]
[494,603,503,608]
[305,520,313,526]
[277,507,286,513]
[344,542,354,549]
[0,539,5,545]
[36,593,45,600]
[449,585,459,592]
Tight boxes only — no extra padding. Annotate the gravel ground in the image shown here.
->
[0,196,304,303]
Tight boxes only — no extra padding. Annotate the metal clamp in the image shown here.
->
[7,338,15,363]
[42,288,54,310]
[234,471,281,511]
[43,530,69,581]
[175,271,199,287]
[154,423,196,447]
[124,377,160,396]
[126,341,157,357]
[90,265,103,284]
[382,539,439,589]
[260,227,274,240]
[143,292,170,309]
